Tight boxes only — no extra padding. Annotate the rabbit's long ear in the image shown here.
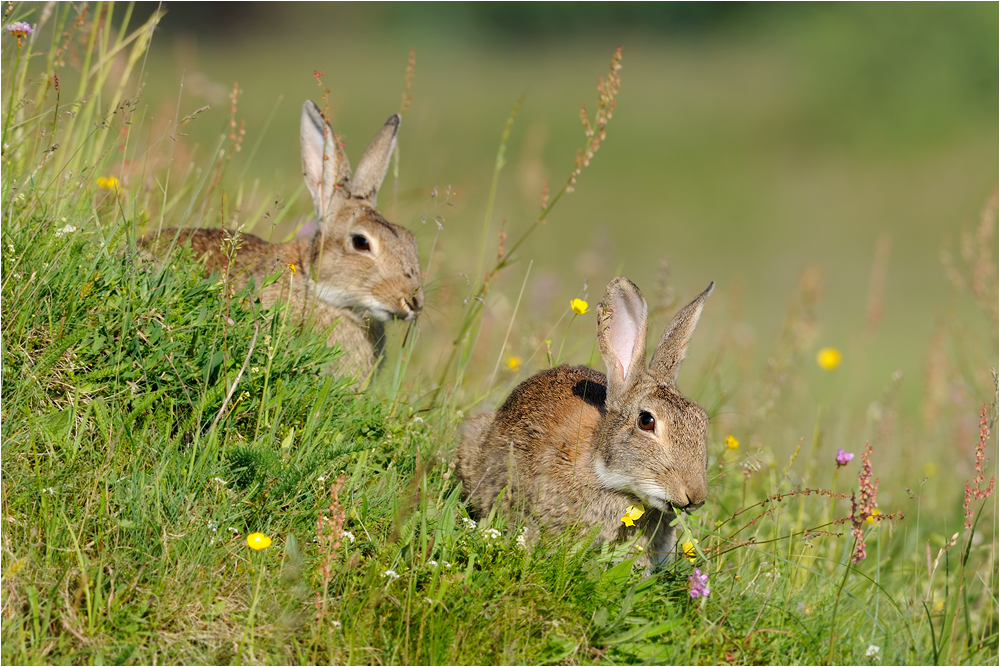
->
[598,277,649,406]
[301,101,349,220]
[648,282,714,383]
[350,114,400,205]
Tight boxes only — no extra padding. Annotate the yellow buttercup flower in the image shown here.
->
[288,263,296,275]
[816,347,842,371]
[724,435,739,450]
[506,356,522,372]
[865,508,881,525]
[621,502,645,527]
[570,298,589,315]
[247,532,272,550]
[97,176,120,191]
[682,538,699,562]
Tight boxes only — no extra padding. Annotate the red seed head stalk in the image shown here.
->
[964,402,996,529]
[565,46,622,195]
[849,444,879,563]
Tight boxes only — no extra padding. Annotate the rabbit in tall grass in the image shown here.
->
[457,277,713,569]
[142,101,424,380]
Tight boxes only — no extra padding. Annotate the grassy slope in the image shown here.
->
[2,4,998,665]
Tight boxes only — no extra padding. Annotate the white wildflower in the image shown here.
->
[442,561,452,569]
[462,517,477,530]
[41,487,56,495]
[317,476,325,483]
[54,224,77,237]
[341,530,355,544]
[381,569,400,581]
[211,477,227,485]
[866,645,880,658]
[483,528,501,540]
[427,560,438,567]
[331,620,342,629]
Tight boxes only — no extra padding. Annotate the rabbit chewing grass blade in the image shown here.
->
[457,277,713,571]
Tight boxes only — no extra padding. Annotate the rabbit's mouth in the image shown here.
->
[393,295,422,321]
[373,296,420,322]
[641,491,704,515]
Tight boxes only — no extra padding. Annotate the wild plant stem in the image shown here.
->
[554,313,578,366]
[2,44,22,148]
[475,96,523,283]
[487,260,532,391]
[827,536,857,664]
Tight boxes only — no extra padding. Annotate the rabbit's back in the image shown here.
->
[457,365,608,521]
[141,228,309,281]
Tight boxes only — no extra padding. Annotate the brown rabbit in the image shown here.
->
[457,277,713,569]
[142,101,424,380]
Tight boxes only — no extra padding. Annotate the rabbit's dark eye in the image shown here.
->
[351,235,371,252]
[637,411,656,432]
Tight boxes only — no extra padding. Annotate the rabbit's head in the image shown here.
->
[300,100,423,322]
[593,277,714,514]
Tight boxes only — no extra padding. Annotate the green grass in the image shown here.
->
[2,4,997,665]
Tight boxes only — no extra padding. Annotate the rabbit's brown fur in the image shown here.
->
[142,101,423,380]
[457,277,713,568]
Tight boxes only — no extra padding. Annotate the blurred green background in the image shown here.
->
[119,2,995,409]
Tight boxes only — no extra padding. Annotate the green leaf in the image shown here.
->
[541,636,577,664]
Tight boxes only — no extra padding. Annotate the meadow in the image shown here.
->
[1,3,997,664]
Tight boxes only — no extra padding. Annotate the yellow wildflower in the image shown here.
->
[816,347,842,371]
[288,263,296,275]
[570,298,589,315]
[621,502,644,527]
[682,538,699,562]
[865,508,881,525]
[506,356,522,372]
[724,435,739,450]
[96,176,120,191]
[247,532,272,550]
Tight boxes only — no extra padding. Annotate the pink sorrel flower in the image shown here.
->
[5,22,33,39]
[689,568,710,598]
[835,448,854,467]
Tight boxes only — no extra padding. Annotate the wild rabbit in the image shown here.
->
[457,277,713,569]
[141,101,424,380]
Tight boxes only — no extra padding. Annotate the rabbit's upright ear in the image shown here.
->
[648,282,714,383]
[350,114,400,205]
[301,101,348,221]
[598,277,649,405]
